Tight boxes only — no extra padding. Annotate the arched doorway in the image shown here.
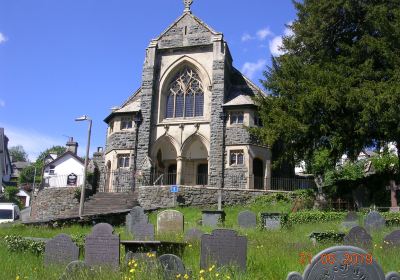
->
[182,135,209,186]
[151,136,178,186]
[197,164,208,185]
[253,158,264,189]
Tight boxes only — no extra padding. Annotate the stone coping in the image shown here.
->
[137,185,272,192]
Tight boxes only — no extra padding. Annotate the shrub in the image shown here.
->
[285,211,346,227]
[309,231,345,243]
[3,235,45,255]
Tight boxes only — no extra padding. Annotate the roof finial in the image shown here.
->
[183,0,193,13]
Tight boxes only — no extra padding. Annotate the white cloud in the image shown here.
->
[269,23,294,57]
[256,28,272,41]
[0,99,5,108]
[241,33,254,42]
[0,123,64,161]
[0,33,7,44]
[241,59,267,79]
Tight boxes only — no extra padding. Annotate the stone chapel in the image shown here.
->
[97,0,272,192]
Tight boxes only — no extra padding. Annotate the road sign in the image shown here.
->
[170,185,179,193]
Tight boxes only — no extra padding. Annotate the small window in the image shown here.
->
[117,154,130,168]
[254,113,262,127]
[49,165,55,175]
[109,121,114,133]
[229,150,244,166]
[120,117,133,130]
[230,112,244,124]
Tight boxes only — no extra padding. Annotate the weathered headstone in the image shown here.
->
[365,211,385,232]
[157,210,184,235]
[202,210,226,227]
[343,226,372,249]
[184,228,204,243]
[200,229,247,270]
[132,221,155,241]
[59,261,91,280]
[158,254,186,280]
[384,230,400,249]
[341,211,359,229]
[238,210,257,228]
[261,213,283,230]
[44,234,79,266]
[126,206,148,234]
[85,223,120,268]
[286,245,400,280]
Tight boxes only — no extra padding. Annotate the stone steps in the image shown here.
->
[60,191,138,218]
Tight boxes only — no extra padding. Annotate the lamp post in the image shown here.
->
[133,112,142,191]
[75,115,92,218]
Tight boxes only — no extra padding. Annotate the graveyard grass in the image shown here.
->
[1,201,400,280]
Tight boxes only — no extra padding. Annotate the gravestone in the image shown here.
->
[132,221,155,241]
[85,223,120,268]
[200,229,247,270]
[126,206,148,234]
[184,228,204,243]
[157,210,184,235]
[238,210,257,228]
[286,245,400,280]
[341,211,359,229]
[365,211,385,232]
[343,226,372,249]
[59,261,91,280]
[261,213,283,230]
[158,254,186,280]
[44,234,79,266]
[202,210,226,227]
[384,230,400,249]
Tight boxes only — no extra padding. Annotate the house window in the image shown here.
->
[117,154,130,168]
[120,117,133,130]
[49,165,55,175]
[230,150,244,165]
[165,67,204,119]
[230,112,244,124]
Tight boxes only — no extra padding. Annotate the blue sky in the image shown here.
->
[0,0,296,160]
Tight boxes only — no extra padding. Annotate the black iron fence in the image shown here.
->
[99,170,316,192]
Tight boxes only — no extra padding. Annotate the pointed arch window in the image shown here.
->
[166,67,204,119]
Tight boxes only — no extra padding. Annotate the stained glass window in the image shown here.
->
[165,67,204,118]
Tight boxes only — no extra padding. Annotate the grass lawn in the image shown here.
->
[0,202,399,280]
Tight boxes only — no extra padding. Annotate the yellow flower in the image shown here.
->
[16,276,20,280]
[184,274,189,279]
[215,273,220,277]
[226,276,231,279]
[199,269,205,274]
[129,268,135,273]
[134,263,138,268]
[176,274,181,278]
[188,244,193,248]
[200,277,205,280]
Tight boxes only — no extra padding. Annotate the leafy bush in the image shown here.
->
[3,235,45,255]
[285,211,346,227]
[3,186,22,208]
[309,231,345,243]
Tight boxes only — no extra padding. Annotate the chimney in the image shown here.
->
[66,137,78,155]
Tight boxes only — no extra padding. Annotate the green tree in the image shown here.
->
[36,146,66,163]
[9,145,28,162]
[254,0,400,174]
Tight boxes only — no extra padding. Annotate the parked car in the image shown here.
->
[0,203,20,223]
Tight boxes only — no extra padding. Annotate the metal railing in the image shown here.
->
[270,177,316,192]
[41,175,84,189]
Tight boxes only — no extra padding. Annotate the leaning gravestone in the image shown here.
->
[132,221,155,241]
[384,230,400,249]
[200,229,247,270]
[157,210,184,235]
[126,206,148,234]
[341,211,359,229]
[365,210,385,232]
[59,261,91,280]
[44,234,79,266]
[286,245,400,280]
[158,254,187,280]
[184,228,204,243]
[238,210,257,228]
[85,223,120,268]
[343,226,372,249]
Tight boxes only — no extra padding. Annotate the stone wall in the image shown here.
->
[137,185,267,209]
[105,131,136,153]
[30,187,79,221]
